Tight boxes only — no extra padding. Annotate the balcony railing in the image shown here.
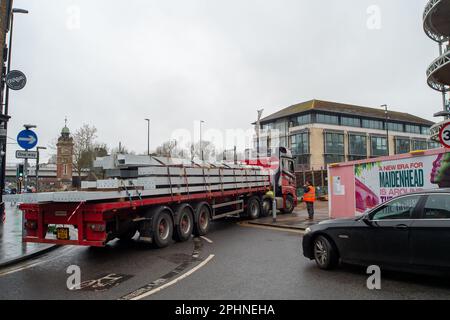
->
[426,48,450,92]
[423,0,450,42]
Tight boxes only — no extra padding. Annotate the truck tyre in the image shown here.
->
[193,203,211,236]
[173,205,194,242]
[246,196,261,220]
[281,194,295,214]
[152,210,173,248]
[261,198,272,217]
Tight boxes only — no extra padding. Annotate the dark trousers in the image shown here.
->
[306,202,314,218]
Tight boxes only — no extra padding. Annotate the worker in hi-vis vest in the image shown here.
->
[265,186,275,199]
[303,180,316,220]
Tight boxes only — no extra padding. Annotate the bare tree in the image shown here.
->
[73,124,105,178]
[191,141,216,162]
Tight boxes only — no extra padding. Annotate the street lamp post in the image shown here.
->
[200,120,205,161]
[0,8,28,222]
[256,109,264,159]
[5,8,29,117]
[145,118,150,155]
[381,104,390,156]
[36,146,46,192]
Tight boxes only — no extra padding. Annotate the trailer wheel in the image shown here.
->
[281,194,295,214]
[261,198,272,217]
[174,205,194,242]
[246,196,261,220]
[152,210,173,248]
[194,203,211,236]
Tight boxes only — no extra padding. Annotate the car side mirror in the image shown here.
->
[362,216,373,227]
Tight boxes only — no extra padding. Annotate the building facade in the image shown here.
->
[56,122,74,186]
[257,100,439,172]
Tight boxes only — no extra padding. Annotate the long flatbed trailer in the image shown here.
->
[11,148,298,248]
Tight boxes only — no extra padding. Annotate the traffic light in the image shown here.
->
[17,164,24,178]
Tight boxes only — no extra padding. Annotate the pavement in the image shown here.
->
[0,203,56,267]
[248,200,330,230]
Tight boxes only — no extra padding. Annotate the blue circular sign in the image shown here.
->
[17,130,38,150]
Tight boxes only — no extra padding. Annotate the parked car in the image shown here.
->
[302,189,450,275]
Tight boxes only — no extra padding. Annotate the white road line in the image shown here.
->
[200,236,213,244]
[0,247,77,277]
[131,254,215,300]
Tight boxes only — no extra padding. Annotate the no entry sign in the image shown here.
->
[439,121,450,148]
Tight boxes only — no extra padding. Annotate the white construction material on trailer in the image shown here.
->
[6,155,271,204]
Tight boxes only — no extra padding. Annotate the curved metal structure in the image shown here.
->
[426,49,450,92]
[423,0,450,42]
[424,0,450,120]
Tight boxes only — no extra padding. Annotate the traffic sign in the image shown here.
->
[439,121,450,148]
[16,150,37,159]
[17,130,38,150]
[6,70,27,90]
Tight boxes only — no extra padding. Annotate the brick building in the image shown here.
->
[56,120,74,187]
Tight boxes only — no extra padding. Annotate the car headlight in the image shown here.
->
[304,227,312,234]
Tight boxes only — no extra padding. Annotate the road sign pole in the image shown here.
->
[24,157,28,190]
[36,148,41,192]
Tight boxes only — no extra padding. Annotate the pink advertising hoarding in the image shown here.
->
[328,148,450,219]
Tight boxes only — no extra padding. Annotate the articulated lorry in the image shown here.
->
[8,147,297,248]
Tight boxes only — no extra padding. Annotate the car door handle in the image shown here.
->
[394,224,409,230]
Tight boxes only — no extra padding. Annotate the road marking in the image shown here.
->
[200,236,213,244]
[0,247,77,277]
[128,254,215,300]
[238,222,305,234]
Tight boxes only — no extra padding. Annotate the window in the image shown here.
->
[348,134,367,157]
[341,117,361,127]
[324,132,344,154]
[422,195,450,219]
[324,154,345,165]
[317,113,339,125]
[395,138,410,154]
[428,140,441,149]
[371,136,388,157]
[362,119,384,130]
[421,126,431,135]
[371,195,421,220]
[412,139,427,151]
[291,132,309,155]
[405,124,421,134]
[273,120,288,136]
[388,122,404,132]
[324,132,345,165]
[282,159,295,174]
[293,114,311,126]
[295,155,310,171]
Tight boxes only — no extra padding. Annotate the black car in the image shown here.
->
[302,189,450,275]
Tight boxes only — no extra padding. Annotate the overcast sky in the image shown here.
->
[7,0,441,164]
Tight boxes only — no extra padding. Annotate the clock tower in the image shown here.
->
[56,118,74,186]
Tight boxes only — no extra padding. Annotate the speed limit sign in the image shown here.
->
[439,121,450,148]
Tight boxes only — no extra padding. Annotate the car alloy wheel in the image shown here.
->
[314,238,328,267]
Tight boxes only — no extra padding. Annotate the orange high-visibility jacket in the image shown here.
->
[303,186,316,203]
